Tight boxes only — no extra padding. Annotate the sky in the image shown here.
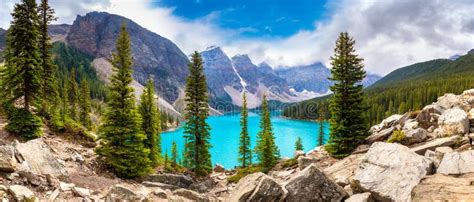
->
[1,0,474,76]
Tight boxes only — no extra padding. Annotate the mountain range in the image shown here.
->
[0,11,382,115]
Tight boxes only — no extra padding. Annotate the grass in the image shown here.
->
[387,130,405,143]
[228,165,265,183]
[280,158,298,169]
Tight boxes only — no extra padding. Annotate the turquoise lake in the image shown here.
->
[161,111,329,169]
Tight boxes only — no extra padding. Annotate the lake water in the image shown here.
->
[161,111,329,169]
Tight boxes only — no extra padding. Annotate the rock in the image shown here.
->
[297,156,318,170]
[228,172,285,202]
[46,174,60,188]
[173,188,207,201]
[213,163,225,172]
[14,139,68,178]
[142,181,180,191]
[403,119,419,130]
[18,171,47,186]
[146,174,193,188]
[284,165,347,201]
[404,128,428,144]
[416,104,444,128]
[323,154,363,187]
[365,126,395,144]
[71,152,85,163]
[412,173,474,201]
[294,150,305,158]
[345,193,373,202]
[434,146,453,154]
[411,135,459,155]
[436,93,462,109]
[437,150,474,175]
[437,108,469,136]
[59,182,75,191]
[8,185,36,201]
[424,150,442,168]
[353,142,432,201]
[368,114,407,135]
[49,188,60,201]
[107,184,148,201]
[0,145,17,172]
[73,187,91,197]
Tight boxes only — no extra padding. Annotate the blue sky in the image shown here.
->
[153,0,329,38]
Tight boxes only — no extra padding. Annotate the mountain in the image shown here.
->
[284,49,474,125]
[66,12,189,103]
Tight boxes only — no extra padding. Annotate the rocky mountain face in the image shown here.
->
[66,12,189,103]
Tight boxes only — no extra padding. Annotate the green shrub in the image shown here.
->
[387,130,405,143]
[6,108,43,139]
[280,158,298,169]
[228,165,265,184]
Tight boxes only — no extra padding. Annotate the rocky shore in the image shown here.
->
[1,89,474,201]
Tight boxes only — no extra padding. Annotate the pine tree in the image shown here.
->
[139,78,161,166]
[79,79,92,130]
[254,95,279,171]
[295,137,304,151]
[317,106,325,146]
[238,92,252,167]
[95,22,151,178]
[326,32,368,158]
[2,0,42,111]
[183,51,212,176]
[38,0,59,113]
[171,141,178,165]
[60,81,69,121]
[68,68,79,120]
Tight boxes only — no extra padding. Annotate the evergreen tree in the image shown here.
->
[38,0,59,112]
[60,81,69,121]
[295,137,303,151]
[171,141,178,165]
[68,68,79,120]
[254,95,279,171]
[95,23,151,178]
[79,79,92,130]
[183,51,212,176]
[238,92,252,167]
[317,106,325,146]
[139,78,161,166]
[325,32,368,158]
[2,0,42,111]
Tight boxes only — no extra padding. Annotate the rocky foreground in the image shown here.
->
[1,90,474,201]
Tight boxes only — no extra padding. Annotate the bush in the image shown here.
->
[5,108,43,139]
[280,158,298,169]
[387,130,405,143]
[228,165,265,184]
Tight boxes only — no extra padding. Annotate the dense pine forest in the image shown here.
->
[283,52,474,126]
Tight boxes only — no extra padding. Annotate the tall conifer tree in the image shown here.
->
[183,51,212,176]
[295,137,303,151]
[326,32,368,157]
[139,78,161,166]
[254,95,279,171]
[2,0,42,111]
[96,23,151,178]
[317,106,325,146]
[68,68,79,120]
[79,79,92,130]
[171,141,178,165]
[38,0,59,111]
[238,92,252,167]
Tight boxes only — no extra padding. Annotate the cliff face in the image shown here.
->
[66,12,189,102]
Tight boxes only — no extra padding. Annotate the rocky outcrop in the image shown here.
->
[437,150,474,175]
[297,156,318,170]
[0,145,17,172]
[404,128,429,144]
[416,104,443,128]
[410,135,459,155]
[437,108,469,136]
[145,174,193,189]
[284,165,347,201]
[14,139,68,178]
[353,142,432,201]
[323,154,363,187]
[229,172,285,201]
[412,173,474,201]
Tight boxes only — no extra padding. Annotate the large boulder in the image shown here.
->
[146,174,193,188]
[0,145,17,172]
[353,142,432,201]
[8,185,36,201]
[106,184,152,201]
[365,126,395,144]
[323,154,363,187]
[345,193,373,202]
[410,135,459,155]
[437,150,474,175]
[437,108,469,136]
[172,188,208,201]
[228,172,285,202]
[297,156,318,170]
[412,173,474,201]
[436,93,462,109]
[284,165,347,201]
[14,139,68,178]
[416,104,443,129]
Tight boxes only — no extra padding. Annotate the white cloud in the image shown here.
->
[1,0,474,75]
